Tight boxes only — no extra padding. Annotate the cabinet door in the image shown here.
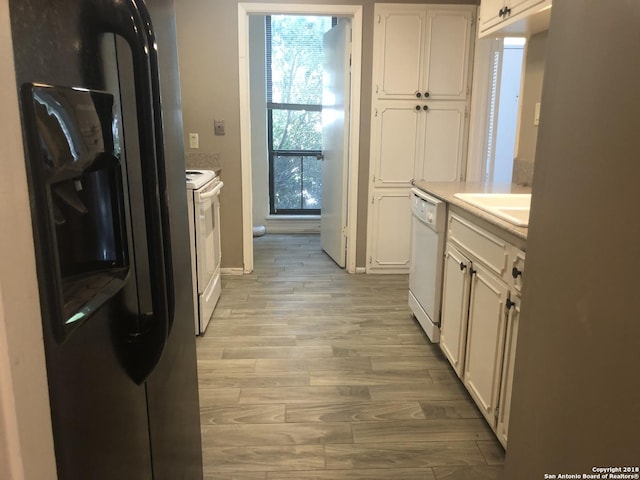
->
[370,102,422,188]
[423,7,474,100]
[480,0,551,35]
[509,0,548,16]
[418,101,467,182]
[374,5,426,100]
[463,263,509,428]
[439,244,472,377]
[479,0,506,32]
[367,189,412,273]
[496,293,520,448]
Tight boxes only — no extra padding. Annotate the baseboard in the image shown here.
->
[221,268,244,275]
[258,216,321,234]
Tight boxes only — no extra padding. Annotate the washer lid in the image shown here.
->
[186,169,216,190]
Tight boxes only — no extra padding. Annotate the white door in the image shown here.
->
[321,19,351,267]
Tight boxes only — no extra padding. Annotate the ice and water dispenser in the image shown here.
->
[22,84,129,341]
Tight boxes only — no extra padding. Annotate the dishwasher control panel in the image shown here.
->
[411,188,445,230]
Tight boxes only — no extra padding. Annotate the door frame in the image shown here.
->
[238,3,363,273]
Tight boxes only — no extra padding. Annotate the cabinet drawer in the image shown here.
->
[448,213,508,278]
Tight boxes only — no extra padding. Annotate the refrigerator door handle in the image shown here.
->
[91,0,174,383]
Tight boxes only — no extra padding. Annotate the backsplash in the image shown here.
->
[184,152,221,171]
[512,157,535,186]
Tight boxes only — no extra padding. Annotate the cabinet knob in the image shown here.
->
[504,6,511,15]
[469,267,477,276]
[506,298,516,310]
[423,105,429,111]
[459,262,467,271]
[416,92,422,98]
[424,91,430,98]
[512,267,523,279]
[415,105,421,111]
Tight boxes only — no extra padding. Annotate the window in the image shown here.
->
[266,15,335,215]
[484,37,526,183]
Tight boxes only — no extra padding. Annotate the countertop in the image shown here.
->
[413,181,531,241]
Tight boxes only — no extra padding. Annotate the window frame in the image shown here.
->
[265,15,335,216]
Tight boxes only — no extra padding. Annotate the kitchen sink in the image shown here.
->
[453,193,531,227]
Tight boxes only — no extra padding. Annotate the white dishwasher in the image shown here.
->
[408,188,446,343]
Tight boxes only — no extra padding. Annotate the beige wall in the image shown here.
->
[0,0,57,477]
[503,1,640,475]
[512,30,547,186]
[174,0,477,269]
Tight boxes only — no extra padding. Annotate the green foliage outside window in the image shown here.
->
[267,15,333,213]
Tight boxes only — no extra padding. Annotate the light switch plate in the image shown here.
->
[189,133,199,149]
[214,120,225,136]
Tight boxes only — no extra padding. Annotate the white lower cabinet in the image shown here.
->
[440,211,524,448]
[367,190,412,273]
[463,262,509,430]
[439,245,472,377]
[496,293,520,447]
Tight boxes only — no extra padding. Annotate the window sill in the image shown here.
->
[265,215,320,221]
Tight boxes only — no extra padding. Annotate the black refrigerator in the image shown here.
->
[8,1,203,478]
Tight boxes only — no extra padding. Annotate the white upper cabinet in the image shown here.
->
[479,0,552,37]
[370,100,467,188]
[370,101,423,188]
[419,101,467,181]
[374,6,426,100]
[423,8,474,100]
[374,4,474,101]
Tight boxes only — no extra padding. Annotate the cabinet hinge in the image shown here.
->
[464,106,469,118]
[470,14,476,27]
[377,15,381,24]
[494,406,500,421]
[372,174,376,183]
[371,195,375,204]
[342,226,348,237]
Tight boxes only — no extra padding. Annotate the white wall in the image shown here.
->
[0,1,57,478]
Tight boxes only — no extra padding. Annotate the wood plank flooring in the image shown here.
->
[196,234,504,480]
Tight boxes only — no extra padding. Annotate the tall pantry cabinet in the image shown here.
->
[366,4,476,273]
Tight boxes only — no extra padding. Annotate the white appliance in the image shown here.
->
[186,169,223,335]
[408,187,446,342]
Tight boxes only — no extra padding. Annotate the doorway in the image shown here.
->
[238,4,363,274]
[466,36,526,183]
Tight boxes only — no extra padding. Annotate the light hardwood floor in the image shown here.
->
[197,234,504,480]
